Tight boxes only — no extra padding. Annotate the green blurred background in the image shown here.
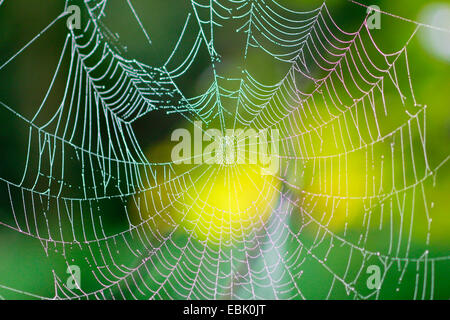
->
[0,0,449,299]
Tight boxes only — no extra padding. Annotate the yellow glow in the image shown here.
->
[129,136,281,244]
[302,155,366,233]
[180,164,280,243]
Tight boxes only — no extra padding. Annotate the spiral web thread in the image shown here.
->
[0,0,449,299]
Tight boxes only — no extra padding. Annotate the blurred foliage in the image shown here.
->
[0,0,449,299]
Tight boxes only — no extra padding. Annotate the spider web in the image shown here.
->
[0,0,449,300]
